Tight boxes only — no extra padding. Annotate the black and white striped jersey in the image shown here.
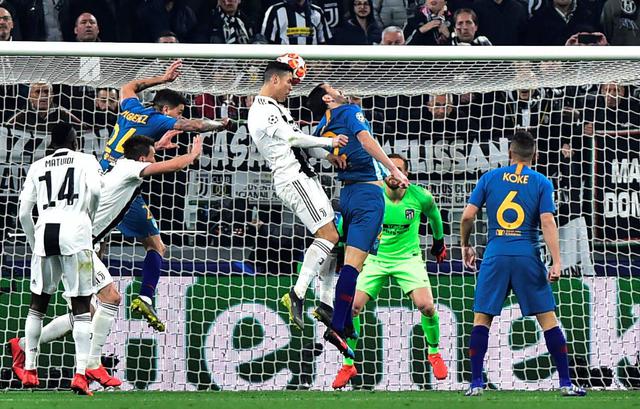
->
[261,1,333,45]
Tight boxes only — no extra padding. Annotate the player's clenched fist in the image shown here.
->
[430,238,447,263]
[332,134,348,147]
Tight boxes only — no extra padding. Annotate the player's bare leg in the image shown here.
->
[410,287,448,380]
[131,235,166,331]
[332,290,368,389]
[536,311,586,397]
[466,313,493,397]
[86,283,122,388]
[282,221,338,330]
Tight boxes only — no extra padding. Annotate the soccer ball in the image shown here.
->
[276,53,307,84]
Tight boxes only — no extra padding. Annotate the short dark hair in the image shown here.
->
[48,122,76,151]
[388,153,409,172]
[157,30,178,41]
[453,8,478,25]
[122,135,155,160]
[306,83,329,120]
[510,130,536,161]
[263,61,293,83]
[152,89,188,110]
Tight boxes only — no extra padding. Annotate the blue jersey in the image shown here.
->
[468,163,556,258]
[99,98,177,170]
[314,104,387,182]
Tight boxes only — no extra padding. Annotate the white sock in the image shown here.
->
[87,303,118,369]
[24,309,44,370]
[20,314,74,350]
[318,251,338,306]
[72,312,92,375]
[139,295,152,305]
[293,238,334,299]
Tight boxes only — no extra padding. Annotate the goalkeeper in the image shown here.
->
[332,153,448,389]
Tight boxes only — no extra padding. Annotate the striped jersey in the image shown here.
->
[247,95,316,187]
[261,1,332,45]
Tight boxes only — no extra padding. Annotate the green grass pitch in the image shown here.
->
[0,391,638,409]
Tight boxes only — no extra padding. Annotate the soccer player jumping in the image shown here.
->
[306,84,409,358]
[332,153,448,389]
[459,130,586,397]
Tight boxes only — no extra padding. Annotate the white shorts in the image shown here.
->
[276,176,335,234]
[93,251,114,294]
[30,249,95,298]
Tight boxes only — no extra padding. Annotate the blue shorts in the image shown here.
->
[117,195,160,239]
[473,255,556,316]
[340,183,384,254]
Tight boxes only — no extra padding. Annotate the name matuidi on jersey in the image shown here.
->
[45,157,74,167]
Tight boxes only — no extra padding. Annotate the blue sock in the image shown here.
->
[331,264,359,333]
[139,250,162,301]
[544,326,572,387]
[469,325,489,388]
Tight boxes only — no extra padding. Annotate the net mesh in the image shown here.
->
[0,53,639,391]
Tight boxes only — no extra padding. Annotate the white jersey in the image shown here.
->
[92,158,150,242]
[19,148,102,256]
[248,95,317,187]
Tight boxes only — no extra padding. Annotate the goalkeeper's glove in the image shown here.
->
[430,238,447,263]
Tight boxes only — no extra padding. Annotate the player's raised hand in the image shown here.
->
[332,134,348,148]
[154,129,182,151]
[327,153,347,169]
[462,246,477,271]
[163,59,182,83]
[189,135,203,160]
[547,263,561,282]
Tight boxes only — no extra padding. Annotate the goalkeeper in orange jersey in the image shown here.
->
[332,153,449,389]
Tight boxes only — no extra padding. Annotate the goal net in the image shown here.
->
[0,44,638,391]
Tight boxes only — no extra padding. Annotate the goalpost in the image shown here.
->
[0,43,638,391]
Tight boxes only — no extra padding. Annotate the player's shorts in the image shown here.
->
[92,251,113,294]
[473,255,556,317]
[30,249,95,298]
[357,255,430,300]
[276,176,334,234]
[340,182,384,254]
[117,195,160,239]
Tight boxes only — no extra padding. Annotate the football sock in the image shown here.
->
[293,238,334,299]
[87,303,119,369]
[421,312,440,355]
[24,309,44,370]
[20,313,74,350]
[343,315,361,366]
[469,325,489,388]
[139,250,162,301]
[330,264,359,333]
[544,326,572,387]
[317,252,337,306]
[72,312,92,375]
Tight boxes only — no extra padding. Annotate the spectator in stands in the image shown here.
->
[565,31,608,45]
[404,0,453,45]
[331,0,382,44]
[74,12,100,42]
[135,0,198,43]
[6,82,82,132]
[67,0,123,42]
[92,87,118,133]
[472,0,527,44]
[380,24,405,43]
[600,0,640,45]
[0,7,14,40]
[422,93,480,140]
[314,0,348,29]
[0,1,21,39]
[451,8,492,44]
[585,82,640,133]
[261,0,332,44]
[373,0,411,28]
[208,0,263,43]
[525,0,596,45]
[157,30,179,42]
[18,0,72,41]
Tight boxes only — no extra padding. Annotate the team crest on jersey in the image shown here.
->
[621,0,636,14]
[268,115,278,125]
[355,112,366,123]
[405,209,415,220]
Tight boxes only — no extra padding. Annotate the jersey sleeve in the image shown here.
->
[417,186,444,240]
[468,173,487,208]
[18,166,37,205]
[345,105,371,136]
[121,159,152,181]
[120,97,143,112]
[146,111,178,138]
[539,176,556,215]
[313,116,327,136]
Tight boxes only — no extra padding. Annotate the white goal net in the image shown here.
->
[0,44,639,391]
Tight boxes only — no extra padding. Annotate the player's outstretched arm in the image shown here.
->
[356,130,409,187]
[274,128,347,149]
[540,212,561,282]
[460,204,479,270]
[120,59,182,101]
[140,135,203,177]
[174,117,229,133]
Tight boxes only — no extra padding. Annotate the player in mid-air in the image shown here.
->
[17,122,102,395]
[101,59,227,331]
[331,153,449,389]
[10,130,204,389]
[459,130,586,397]
[306,83,409,358]
[247,61,348,333]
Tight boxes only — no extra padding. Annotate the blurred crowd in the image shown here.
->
[0,0,636,47]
